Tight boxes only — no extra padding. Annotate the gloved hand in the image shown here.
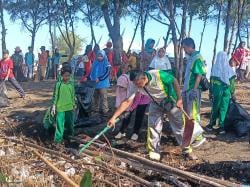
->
[189,89,199,101]
[51,105,56,116]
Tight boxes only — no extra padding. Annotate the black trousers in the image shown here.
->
[120,104,148,134]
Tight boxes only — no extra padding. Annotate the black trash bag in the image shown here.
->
[225,100,250,137]
[0,81,9,107]
[75,80,96,120]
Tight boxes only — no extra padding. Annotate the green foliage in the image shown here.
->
[0,173,7,183]
[55,32,85,55]
[5,0,47,33]
[80,170,92,187]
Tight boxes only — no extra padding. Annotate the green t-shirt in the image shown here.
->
[183,51,206,91]
[53,80,75,112]
[128,70,177,103]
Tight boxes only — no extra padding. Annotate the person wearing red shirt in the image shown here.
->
[232,41,248,82]
[0,50,25,98]
[79,45,93,82]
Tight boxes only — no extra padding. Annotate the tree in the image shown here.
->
[223,0,232,52]
[79,0,102,45]
[44,0,57,53]
[0,0,6,55]
[211,0,223,66]
[6,0,47,51]
[55,32,85,56]
[55,0,80,60]
[101,0,131,65]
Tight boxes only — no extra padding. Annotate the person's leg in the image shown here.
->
[8,77,25,97]
[167,107,185,145]
[208,87,223,128]
[218,89,231,129]
[119,111,133,133]
[184,90,201,124]
[64,110,74,137]
[54,111,65,143]
[147,103,163,154]
[133,104,148,134]
[99,88,109,114]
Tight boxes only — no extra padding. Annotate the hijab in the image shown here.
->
[149,48,171,70]
[211,51,236,85]
[145,39,155,53]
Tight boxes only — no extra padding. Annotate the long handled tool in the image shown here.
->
[79,112,130,153]
[170,96,195,147]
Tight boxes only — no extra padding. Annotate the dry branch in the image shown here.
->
[33,149,78,187]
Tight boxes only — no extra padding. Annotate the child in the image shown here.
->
[51,66,75,143]
[0,50,25,98]
[90,50,111,116]
[115,64,150,141]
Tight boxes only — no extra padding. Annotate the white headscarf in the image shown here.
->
[211,51,236,85]
[149,49,171,70]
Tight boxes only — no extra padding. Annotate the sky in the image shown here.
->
[2,10,230,75]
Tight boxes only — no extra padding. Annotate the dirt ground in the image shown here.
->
[0,80,250,185]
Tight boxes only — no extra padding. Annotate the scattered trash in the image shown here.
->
[0,149,5,156]
[65,167,76,176]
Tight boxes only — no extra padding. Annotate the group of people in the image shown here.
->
[0,37,248,162]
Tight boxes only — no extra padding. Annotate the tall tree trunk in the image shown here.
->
[140,0,148,52]
[49,20,55,53]
[102,1,123,65]
[127,15,140,53]
[178,0,188,84]
[233,0,246,51]
[89,20,96,45]
[169,0,179,79]
[223,0,232,52]
[0,0,6,56]
[199,17,207,51]
[163,26,171,48]
[31,29,36,52]
[227,18,236,55]
[187,14,193,37]
[211,1,222,66]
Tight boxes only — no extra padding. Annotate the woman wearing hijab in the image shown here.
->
[206,51,236,134]
[140,38,155,71]
[149,47,172,73]
[90,50,111,116]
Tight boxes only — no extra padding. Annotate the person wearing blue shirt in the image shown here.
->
[52,48,67,79]
[24,46,35,80]
[90,50,111,116]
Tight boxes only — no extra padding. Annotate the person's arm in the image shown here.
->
[192,58,206,90]
[194,75,202,90]
[108,97,134,127]
[230,76,236,95]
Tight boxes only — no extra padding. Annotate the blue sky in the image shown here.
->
[2,10,229,75]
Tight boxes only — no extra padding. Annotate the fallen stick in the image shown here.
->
[4,136,152,186]
[73,137,237,187]
[33,149,78,187]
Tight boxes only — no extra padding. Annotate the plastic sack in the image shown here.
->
[0,81,9,107]
[43,107,56,130]
[225,100,250,136]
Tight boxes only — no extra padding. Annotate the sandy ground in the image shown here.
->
[0,80,249,184]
